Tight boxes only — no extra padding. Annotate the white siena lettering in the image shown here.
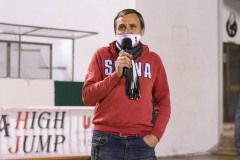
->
[135,62,142,77]
[144,63,151,79]
[104,60,152,79]
[105,60,113,76]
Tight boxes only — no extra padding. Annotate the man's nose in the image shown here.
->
[125,27,133,34]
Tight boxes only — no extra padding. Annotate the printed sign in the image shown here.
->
[0,107,94,159]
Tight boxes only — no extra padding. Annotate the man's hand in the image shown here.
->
[143,135,159,148]
[115,51,132,77]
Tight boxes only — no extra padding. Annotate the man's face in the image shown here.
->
[115,13,144,35]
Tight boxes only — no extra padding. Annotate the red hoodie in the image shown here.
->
[82,41,170,140]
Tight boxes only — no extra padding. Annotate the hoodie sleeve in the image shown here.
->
[82,50,121,106]
[150,55,171,140]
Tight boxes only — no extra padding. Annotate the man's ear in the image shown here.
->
[141,28,145,36]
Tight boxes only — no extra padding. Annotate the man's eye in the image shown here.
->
[118,26,126,31]
[130,25,136,29]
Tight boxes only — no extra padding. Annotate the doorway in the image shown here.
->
[223,42,240,123]
[218,42,240,155]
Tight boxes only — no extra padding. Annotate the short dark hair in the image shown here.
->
[114,9,145,33]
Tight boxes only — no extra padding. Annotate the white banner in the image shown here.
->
[0,107,94,160]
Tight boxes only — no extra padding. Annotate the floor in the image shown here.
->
[158,155,239,160]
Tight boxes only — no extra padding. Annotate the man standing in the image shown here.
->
[82,9,171,160]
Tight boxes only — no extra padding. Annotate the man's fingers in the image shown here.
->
[115,51,133,77]
[119,51,132,59]
[117,57,132,68]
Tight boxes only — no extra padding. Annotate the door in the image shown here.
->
[223,43,240,123]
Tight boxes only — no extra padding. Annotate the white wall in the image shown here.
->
[0,0,136,81]
[0,0,221,157]
[136,0,220,156]
[0,79,54,107]
[223,0,240,43]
